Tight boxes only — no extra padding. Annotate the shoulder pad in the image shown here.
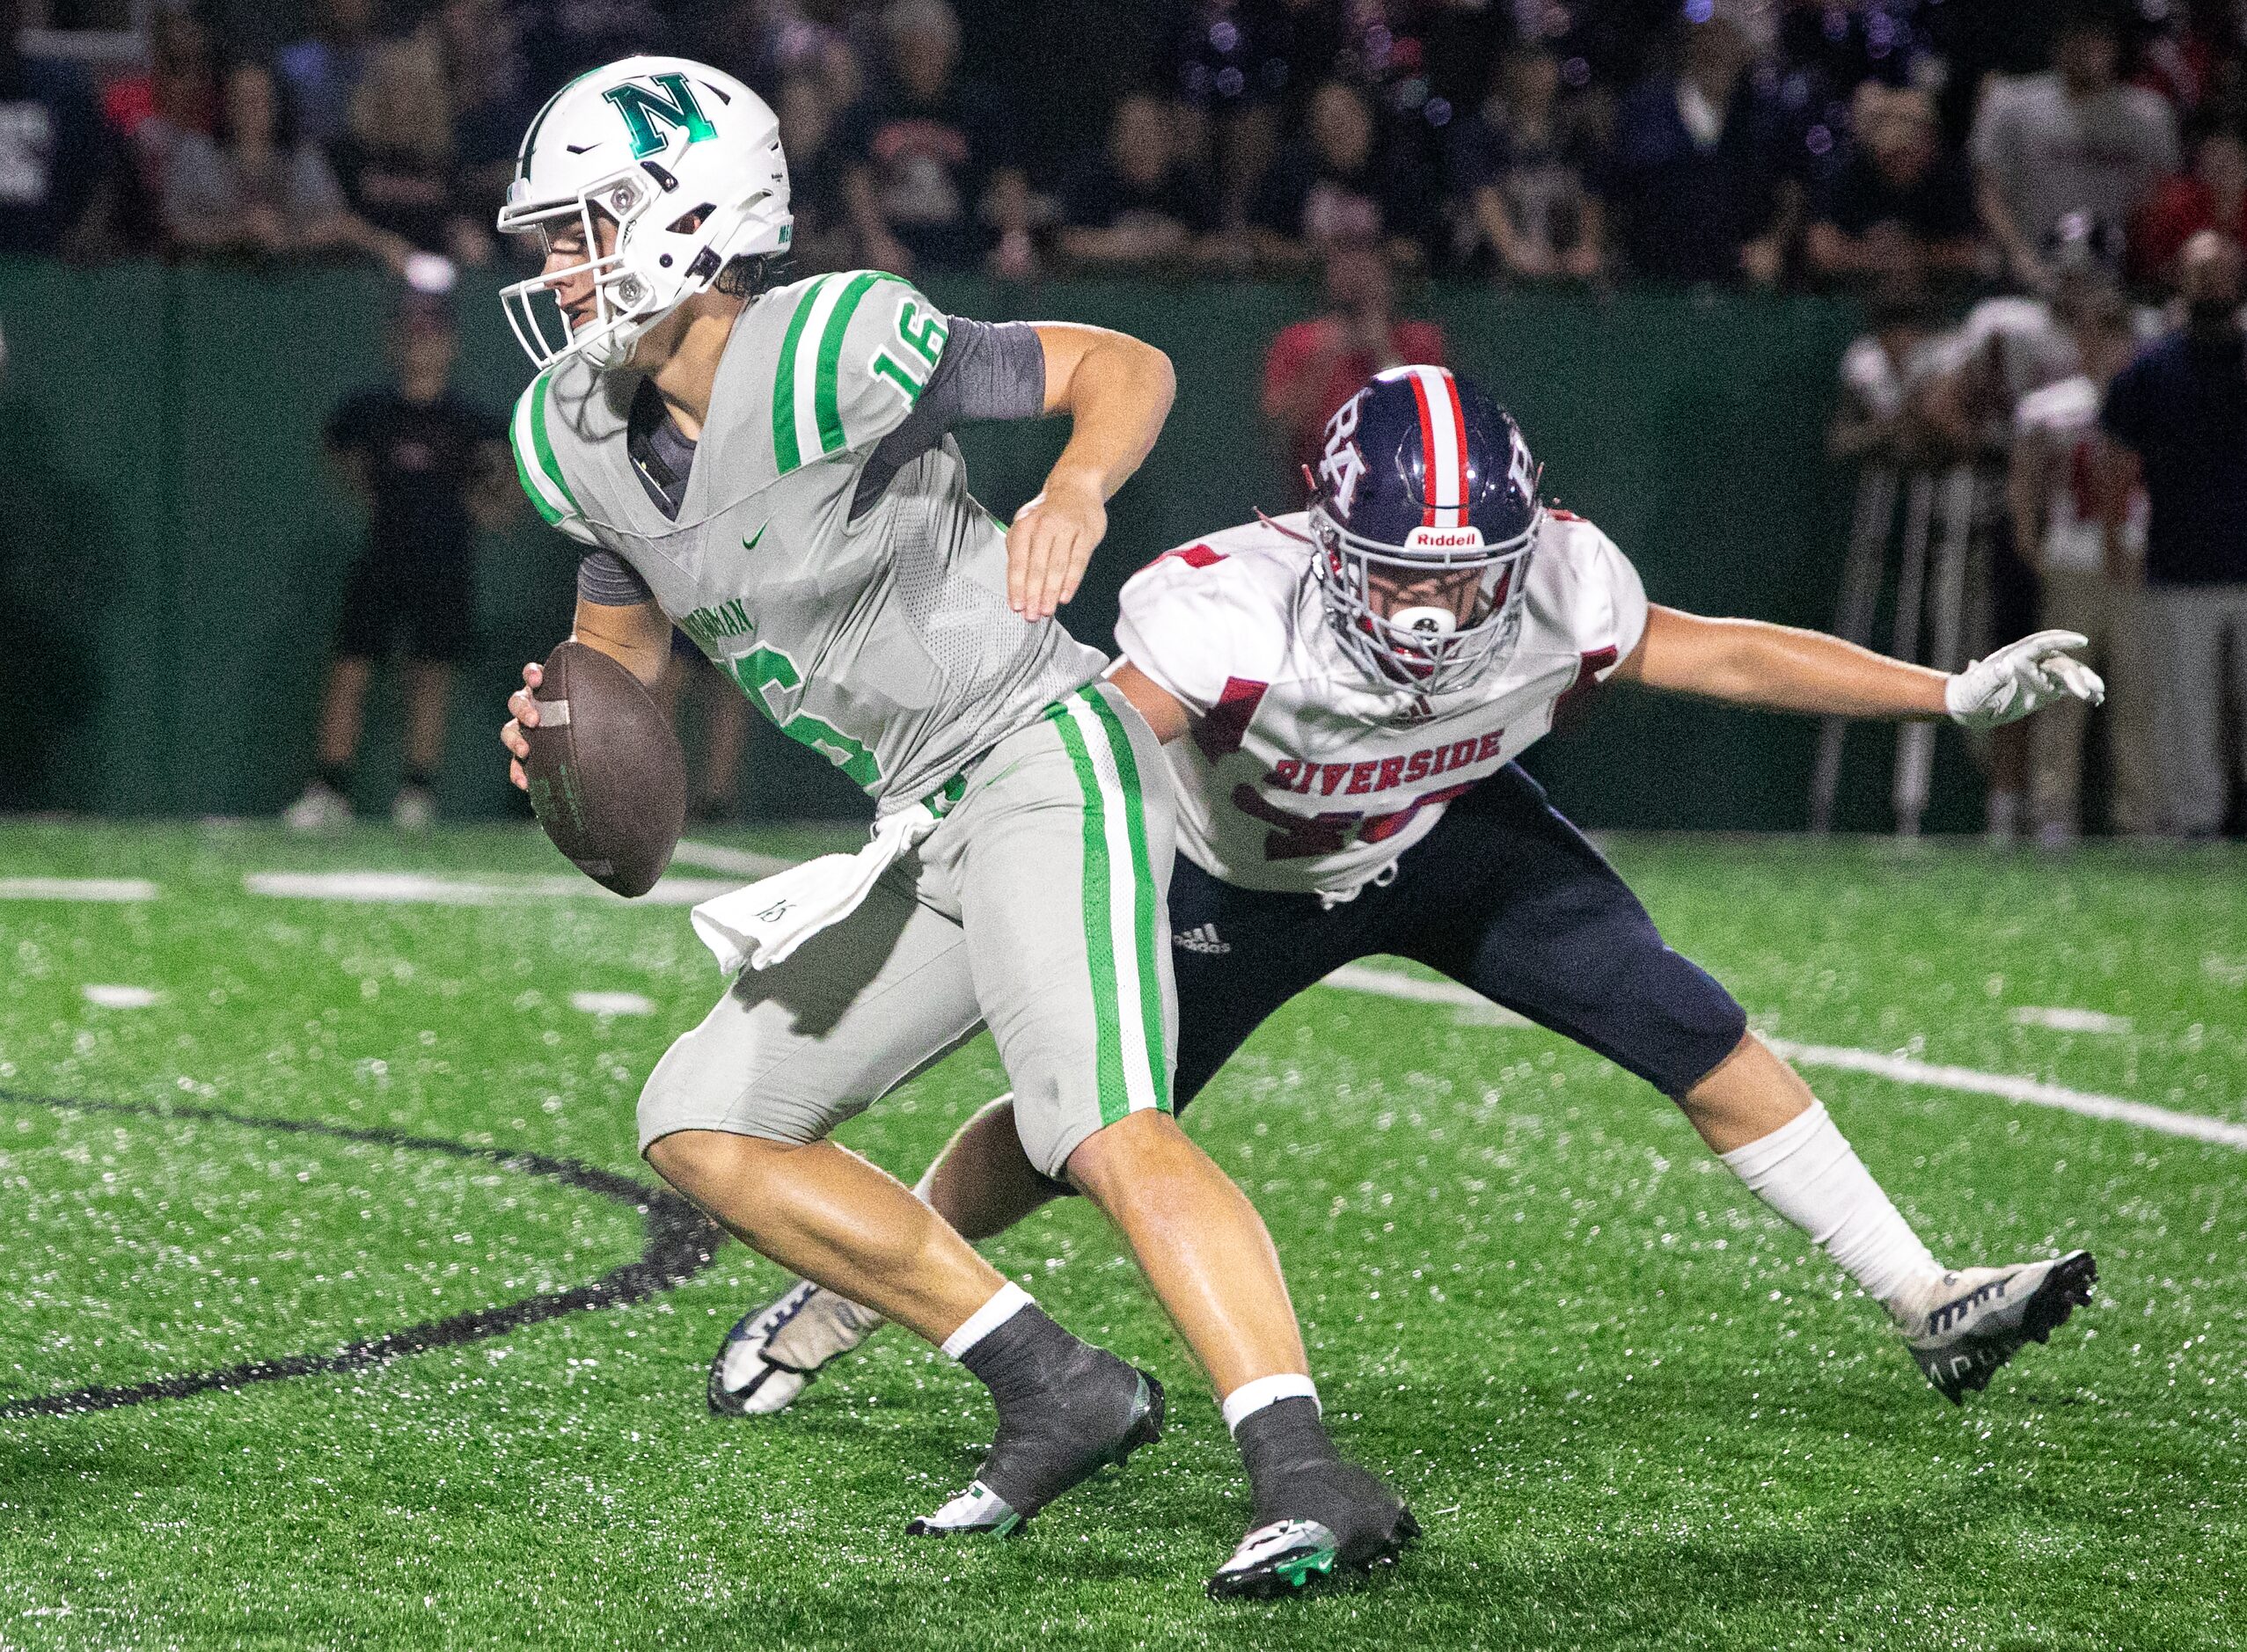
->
[766,270,940,474]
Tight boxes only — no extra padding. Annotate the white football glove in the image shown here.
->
[1944,630,2105,730]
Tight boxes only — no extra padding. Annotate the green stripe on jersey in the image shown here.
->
[510,391,563,526]
[1082,687,1170,1114]
[811,272,897,457]
[770,277,831,474]
[527,372,580,516]
[1049,699,1128,1124]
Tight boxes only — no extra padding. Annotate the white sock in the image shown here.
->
[1221,1372,1321,1435]
[1720,1102,1941,1312]
[940,1281,1034,1360]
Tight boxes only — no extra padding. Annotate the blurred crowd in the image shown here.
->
[6,0,2241,837]
[0,0,2238,297]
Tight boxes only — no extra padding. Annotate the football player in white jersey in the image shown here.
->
[710,367,2110,1591]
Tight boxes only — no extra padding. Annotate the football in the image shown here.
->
[523,639,687,897]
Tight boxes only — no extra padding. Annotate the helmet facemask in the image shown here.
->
[1309,503,1539,692]
[500,177,653,371]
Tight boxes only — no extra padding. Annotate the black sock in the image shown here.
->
[403,767,436,792]
[317,763,353,795]
[956,1303,1083,1414]
[1234,1398,1344,1522]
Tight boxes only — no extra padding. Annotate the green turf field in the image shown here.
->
[3,822,2243,1650]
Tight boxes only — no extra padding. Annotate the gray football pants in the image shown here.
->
[2145,583,2247,836]
[639,680,1177,1179]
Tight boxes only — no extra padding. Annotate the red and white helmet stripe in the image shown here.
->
[1402,365,1470,529]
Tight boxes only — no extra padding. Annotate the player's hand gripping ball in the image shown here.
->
[519,641,686,896]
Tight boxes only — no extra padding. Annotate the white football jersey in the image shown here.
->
[2012,375,2145,575]
[1114,509,1648,897]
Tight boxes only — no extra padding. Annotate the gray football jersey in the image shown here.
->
[508,270,1106,806]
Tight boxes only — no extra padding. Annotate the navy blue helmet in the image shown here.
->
[1306,365,1542,690]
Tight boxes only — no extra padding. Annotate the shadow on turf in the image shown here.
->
[0,1086,724,1419]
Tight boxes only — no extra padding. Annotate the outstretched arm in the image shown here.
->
[1006,323,1176,620]
[1614,604,2101,727]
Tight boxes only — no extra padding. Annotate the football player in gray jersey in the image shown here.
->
[493,57,1412,1588]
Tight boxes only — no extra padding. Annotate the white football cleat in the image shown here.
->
[1897,1251,2097,1403]
[283,781,353,833]
[708,1280,883,1416]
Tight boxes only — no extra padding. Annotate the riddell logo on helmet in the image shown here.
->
[1406,528,1484,551]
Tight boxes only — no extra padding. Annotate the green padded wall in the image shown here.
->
[0,259,1976,831]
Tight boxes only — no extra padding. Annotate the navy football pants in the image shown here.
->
[1168,763,1749,1107]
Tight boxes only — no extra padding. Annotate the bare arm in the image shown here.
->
[1003,321,1176,619]
[1975,169,2045,293]
[500,596,674,791]
[1108,658,1191,742]
[1613,603,1950,719]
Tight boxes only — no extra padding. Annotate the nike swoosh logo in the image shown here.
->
[743,522,768,552]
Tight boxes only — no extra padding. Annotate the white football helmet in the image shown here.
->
[497,56,793,370]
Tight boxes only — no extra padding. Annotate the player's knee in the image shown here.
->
[642,1125,802,1205]
[1058,1106,1189,1201]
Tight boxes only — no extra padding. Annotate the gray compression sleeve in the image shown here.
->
[577,548,655,606]
[852,317,1047,517]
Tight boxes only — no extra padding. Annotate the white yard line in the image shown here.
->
[569,991,655,1016]
[2011,1005,2134,1034]
[1319,962,2247,1152]
[1322,962,1530,1025]
[82,984,158,1008]
[668,840,796,880]
[244,871,745,907]
[0,878,159,902]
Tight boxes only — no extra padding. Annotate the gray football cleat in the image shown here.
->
[908,1358,1164,1537]
[1899,1250,2097,1404]
[1207,1461,1418,1601]
[707,1280,883,1416]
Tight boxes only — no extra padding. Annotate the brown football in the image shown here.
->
[523,640,687,897]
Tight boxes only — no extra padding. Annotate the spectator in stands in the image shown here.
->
[774,75,853,274]
[102,9,216,209]
[2132,0,2243,119]
[1448,45,1605,283]
[1262,238,1446,474]
[164,60,411,274]
[2010,290,2157,843]
[1808,83,1982,288]
[337,23,493,266]
[2101,230,2247,837]
[438,0,537,239]
[1056,91,1219,272]
[1971,0,2178,295]
[0,0,106,257]
[1149,0,1340,231]
[838,0,1032,275]
[2131,116,2247,287]
[1828,285,1945,468]
[1251,78,1430,271]
[514,0,673,99]
[1599,6,1793,286]
[709,0,866,119]
[275,0,377,150]
[287,288,511,834]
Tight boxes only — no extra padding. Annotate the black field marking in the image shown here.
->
[0,1087,723,1418]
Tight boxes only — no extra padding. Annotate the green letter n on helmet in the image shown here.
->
[496,55,792,371]
[604,73,717,159]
